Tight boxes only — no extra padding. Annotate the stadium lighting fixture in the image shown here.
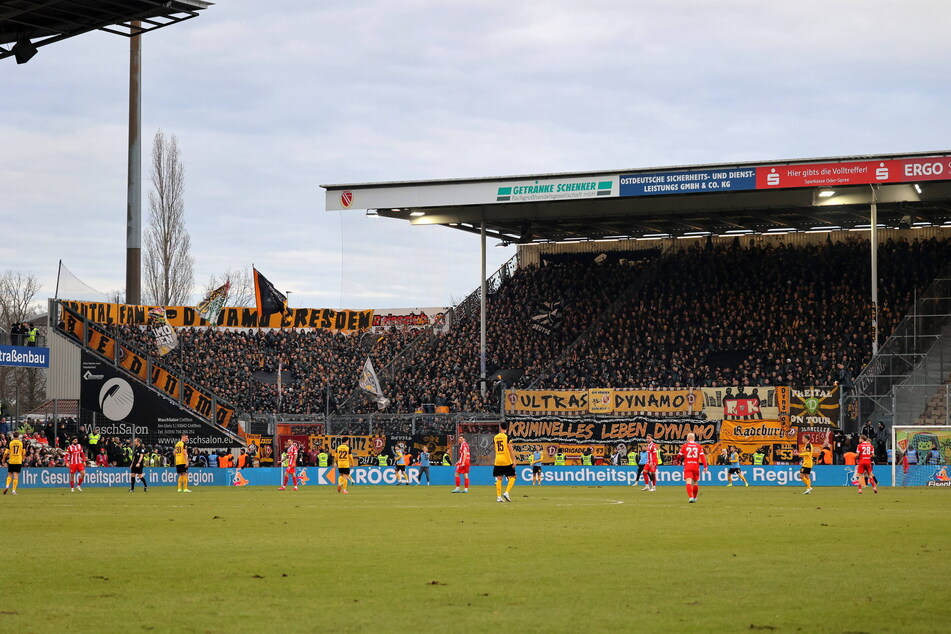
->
[495,241,510,248]
[767,227,797,232]
[724,229,753,234]
[12,38,38,64]
[635,236,663,241]
[643,233,670,238]
[818,189,836,198]
[409,211,425,217]
[682,231,711,236]
[365,209,379,217]
[810,225,841,231]
[914,184,922,194]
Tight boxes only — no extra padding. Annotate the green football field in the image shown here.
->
[3,483,948,633]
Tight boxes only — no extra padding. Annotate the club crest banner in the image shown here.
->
[786,387,840,427]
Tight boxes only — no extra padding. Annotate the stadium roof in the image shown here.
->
[0,0,211,63]
[323,152,951,244]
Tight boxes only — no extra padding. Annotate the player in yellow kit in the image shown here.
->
[3,432,25,495]
[494,422,517,503]
[799,441,814,495]
[174,434,191,493]
[336,442,352,494]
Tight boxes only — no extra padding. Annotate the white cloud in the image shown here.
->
[3,0,950,306]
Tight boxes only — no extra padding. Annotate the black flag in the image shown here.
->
[531,300,563,336]
[252,268,287,325]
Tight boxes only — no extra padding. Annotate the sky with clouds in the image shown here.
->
[2,0,949,311]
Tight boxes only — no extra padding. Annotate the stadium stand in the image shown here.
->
[94,234,950,418]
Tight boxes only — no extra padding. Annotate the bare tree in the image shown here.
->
[204,266,254,307]
[144,130,194,306]
[0,270,42,326]
[0,271,45,417]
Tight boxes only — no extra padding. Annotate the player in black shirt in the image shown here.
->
[129,437,149,492]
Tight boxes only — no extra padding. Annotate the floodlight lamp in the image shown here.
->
[13,38,37,64]
[818,189,835,198]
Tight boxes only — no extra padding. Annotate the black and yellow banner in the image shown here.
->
[507,416,719,444]
[61,300,373,332]
[505,388,700,415]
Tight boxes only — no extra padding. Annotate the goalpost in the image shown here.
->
[891,425,951,487]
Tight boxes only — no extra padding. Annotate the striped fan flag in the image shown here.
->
[148,307,179,356]
[252,268,287,324]
[197,280,231,325]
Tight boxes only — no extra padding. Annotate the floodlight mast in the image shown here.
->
[126,20,142,305]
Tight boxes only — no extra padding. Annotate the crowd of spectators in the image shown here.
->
[534,237,951,391]
[73,235,951,416]
[111,325,417,415]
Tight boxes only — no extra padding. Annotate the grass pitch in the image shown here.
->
[3,483,948,633]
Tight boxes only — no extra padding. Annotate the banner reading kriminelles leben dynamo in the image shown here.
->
[505,389,701,416]
[60,300,373,332]
[506,416,719,445]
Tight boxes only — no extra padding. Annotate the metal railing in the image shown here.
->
[893,383,951,427]
[851,267,951,427]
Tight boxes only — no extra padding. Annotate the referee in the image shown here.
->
[129,437,149,492]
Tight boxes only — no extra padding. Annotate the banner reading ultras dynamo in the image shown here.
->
[61,300,373,332]
[505,389,700,415]
[507,416,719,444]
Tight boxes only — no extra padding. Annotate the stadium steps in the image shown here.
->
[855,265,951,427]
[55,301,245,445]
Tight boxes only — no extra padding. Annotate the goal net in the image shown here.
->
[891,426,951,487]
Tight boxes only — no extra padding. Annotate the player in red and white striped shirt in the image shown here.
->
[678,433,708,503]
[279,441,300,491]
[451,435,470,493]
[855,435,878,494]
[66,437,87,492]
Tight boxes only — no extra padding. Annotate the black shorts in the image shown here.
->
[395,465,406,472]
[532,465,542,474]
[493,465,516,478]
[728,467,741,474]
[176,464,188,474]
[800,467,812,475]
[338,468,350,476]
[7,464,22,474]
[131,466,144,475]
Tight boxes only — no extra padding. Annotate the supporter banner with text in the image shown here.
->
[718,420,796,444]
[371,307,450,333]
[505,389,700,415]
[61,300,373,333]
[701,387,778,420]
[787,387,840,427]
[507,416,718,445]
